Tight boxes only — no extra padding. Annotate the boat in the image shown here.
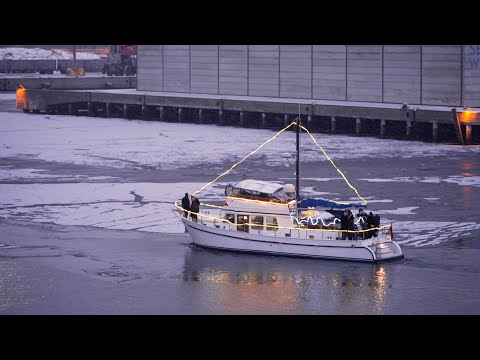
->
[175,119,404,262]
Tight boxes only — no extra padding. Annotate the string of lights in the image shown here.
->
[174,202,388,233]
[299,124,368,205]
[195,120,366,205]
[177,120,379,234]
[192,121,296,197]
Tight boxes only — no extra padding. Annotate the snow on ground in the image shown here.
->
[0,93,15,100]
[1,112,480,172]
[1,180,477,247]
[392,221,480,247]
[359,176,480,187]
[0,73,119,79]
[0,168,115,181]
[0,182,226,234]
[0,48,100,60]
[1,112,479,248]
[374,206,419,215]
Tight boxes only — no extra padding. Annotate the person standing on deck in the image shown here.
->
[340,208,354,240]
[190,196,200,222]
[355,208,368,240]
[181,193,191,218]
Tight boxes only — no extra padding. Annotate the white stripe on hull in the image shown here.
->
[183,219,403,262]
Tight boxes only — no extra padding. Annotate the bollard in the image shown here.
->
[432,121,438,142]
[406,120,412,137]
[331,116,336,133]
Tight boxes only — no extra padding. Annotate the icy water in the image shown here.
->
[1,94,480,314]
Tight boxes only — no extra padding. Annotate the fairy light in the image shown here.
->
[176,120,389,236]
[299,124,367,206]
[192,122,296,196]
[175,202,388,234]
[291,215,341,227]
[192,121,366,206]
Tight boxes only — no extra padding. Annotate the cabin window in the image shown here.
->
[251,215,264,230]
[237,214,249,233]
[266,216,278,231]
[224,213,235,224]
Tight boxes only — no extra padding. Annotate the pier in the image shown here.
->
[16,88,480,144]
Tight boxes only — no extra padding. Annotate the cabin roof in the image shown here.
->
[231,179,284,195]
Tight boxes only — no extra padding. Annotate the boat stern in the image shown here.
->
[371,240,404,261]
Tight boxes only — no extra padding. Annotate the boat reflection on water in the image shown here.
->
[182,246,395,314]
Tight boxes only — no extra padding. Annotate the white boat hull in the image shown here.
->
[182,218,404,262]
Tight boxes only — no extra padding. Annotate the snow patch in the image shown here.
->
[360,176,480,187]
[2,181,478,248]
[0,168,116,181]
[393,221,480,247]
[0,182,227,234]
[375,207,419,215]
[0,47,100,60]
[0,93,16,101]
[443,176,480,187]
[1,113,480,172]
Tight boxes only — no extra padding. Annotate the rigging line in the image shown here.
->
[299,124,368,206]
[191,120,367,206]
[192,121,296,196]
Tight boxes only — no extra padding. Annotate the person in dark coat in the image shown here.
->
[365,211,377,238]
[181,193,191,218]
[340,208,354,240]
[190,196,200,222]
[356,208,368,239]
[356,208,367,226]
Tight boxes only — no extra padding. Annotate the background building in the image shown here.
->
[137,45,480,107]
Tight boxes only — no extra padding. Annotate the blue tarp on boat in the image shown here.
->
[298,197,366,210]
[325,209,344,219]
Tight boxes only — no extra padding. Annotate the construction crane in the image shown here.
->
[67,45,85,76]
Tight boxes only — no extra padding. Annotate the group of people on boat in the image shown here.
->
[180,190,380,240]
[181,193,200,222]
[340,208,380,240]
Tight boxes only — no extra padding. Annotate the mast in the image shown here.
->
[295,116,300,199]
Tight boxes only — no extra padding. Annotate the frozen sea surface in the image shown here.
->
[0,109,479,314]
